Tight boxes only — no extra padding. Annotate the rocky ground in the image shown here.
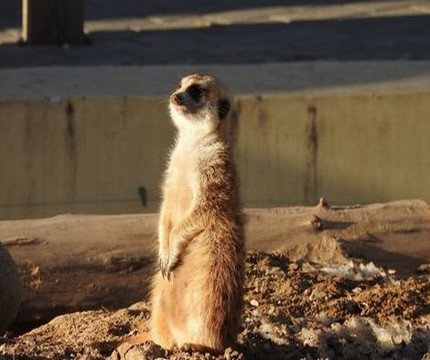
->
[1,200,430,359]
[1,249,429,360]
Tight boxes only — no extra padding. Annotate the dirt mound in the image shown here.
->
[2,251,429,360]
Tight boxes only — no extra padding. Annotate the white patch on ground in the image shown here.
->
[367,318,413,349]
[257,320,289,346]
[320,261,388,281]
[331,317,427,352]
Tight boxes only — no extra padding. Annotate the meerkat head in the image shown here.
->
[169,74,231,132]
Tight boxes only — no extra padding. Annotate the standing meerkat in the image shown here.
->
[154,73,245,352]
[132,74,245,353]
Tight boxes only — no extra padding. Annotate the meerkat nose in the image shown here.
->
[171,93,184,106]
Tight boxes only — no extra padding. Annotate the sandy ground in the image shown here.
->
[0,200,429,359]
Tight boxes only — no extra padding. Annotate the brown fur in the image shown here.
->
[132,74,245,353]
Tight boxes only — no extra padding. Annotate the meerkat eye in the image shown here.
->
[187,84,204,102]
[217,99,230,120]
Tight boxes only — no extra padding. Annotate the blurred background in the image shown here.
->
[1,0,430,219]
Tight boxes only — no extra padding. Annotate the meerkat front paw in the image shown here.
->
[158,250,171,280]
[159,250,180,281]
[159,257,172,280]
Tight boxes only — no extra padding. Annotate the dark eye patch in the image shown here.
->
[187,84,204,102]
[217,99,230,120]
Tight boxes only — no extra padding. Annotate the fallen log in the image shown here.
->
[1,214,157,334]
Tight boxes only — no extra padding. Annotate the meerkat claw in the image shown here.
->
[159,259,167,279]
[160,258,174,281]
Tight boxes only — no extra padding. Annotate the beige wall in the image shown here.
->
[238,93,430,207]
[1,92,429,220]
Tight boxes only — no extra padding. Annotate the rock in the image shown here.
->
[0,243,21,334]
[110,342,166,360]
[417,263,430,274]
[310,215,323,231]
[317,196,330,209]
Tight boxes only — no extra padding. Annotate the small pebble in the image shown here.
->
[310,215,323,231]
[417,263,430,274]
[317,196,330,209]
[289,263,299,271]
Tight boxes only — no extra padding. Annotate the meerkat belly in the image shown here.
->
[165,147,200,225]
[164,181,193,225]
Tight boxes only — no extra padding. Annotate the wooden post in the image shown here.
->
[22,0,85,45]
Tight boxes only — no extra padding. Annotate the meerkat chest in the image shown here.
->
[164,140,201,220]
[168,139,200,183]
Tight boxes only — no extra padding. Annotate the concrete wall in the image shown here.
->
[1,92,429,220]
[238,93,430,207]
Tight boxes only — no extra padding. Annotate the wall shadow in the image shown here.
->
[86,15,430,63]
[84,0,367,21]
[0,2,20,30]
[0,15,429,68]
[0,0,372,30]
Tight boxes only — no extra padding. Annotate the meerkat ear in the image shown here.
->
[217,99,230,120]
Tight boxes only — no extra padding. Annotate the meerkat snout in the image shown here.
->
[171,93,184,106]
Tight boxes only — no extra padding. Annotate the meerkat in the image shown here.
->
[127,74,245,353]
